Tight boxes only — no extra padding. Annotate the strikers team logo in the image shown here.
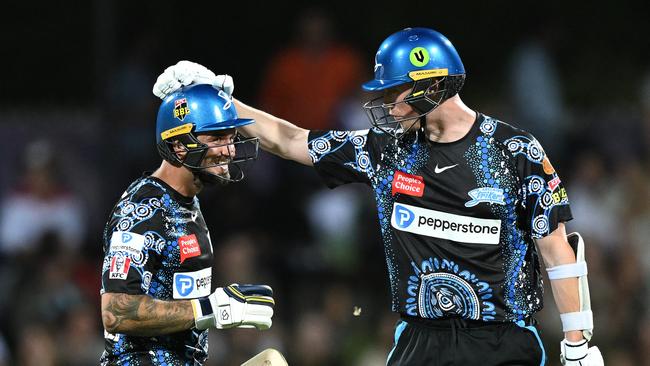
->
[173,98,191,121]
[464,187,506,207]
[406,257,496,321]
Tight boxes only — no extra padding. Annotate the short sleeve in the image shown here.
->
[506,133,573,239]
[101,222,160,296]
[308,129,383,188]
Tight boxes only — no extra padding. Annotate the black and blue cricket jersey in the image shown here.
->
[308,113,572,323]
[100,175,214,365]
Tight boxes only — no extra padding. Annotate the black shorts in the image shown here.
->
[386,316,546,366]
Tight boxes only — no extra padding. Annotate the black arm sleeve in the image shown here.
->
[510,133,573,239]
[308,129,384,188]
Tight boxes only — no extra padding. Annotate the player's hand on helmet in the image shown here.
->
[560,338,604,366]
[191,284,274,330]
[152,60,233,99]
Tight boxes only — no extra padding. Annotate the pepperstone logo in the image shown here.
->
[175,275,194,297]
[172,268,212,299]
[394,205,415,228]
[391,203,502,244]
[109,231,145,257]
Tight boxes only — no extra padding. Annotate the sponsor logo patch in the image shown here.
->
[391,203,502,244]
[394,204,416,228]
[548,176,561,191]
[109,231,145,257]
[464,187,506,207]
[179,234,201,263]
[173,267,212,299]
[109,255,131,280]
[392,171,425,197]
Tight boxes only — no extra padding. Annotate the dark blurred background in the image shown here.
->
[1,1,649,365]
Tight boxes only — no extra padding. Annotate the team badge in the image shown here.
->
[173,98,191,121]
[464,187,506,207]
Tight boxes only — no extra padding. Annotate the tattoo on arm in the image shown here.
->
[102,293,195,336]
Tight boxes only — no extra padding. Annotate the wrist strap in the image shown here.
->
[560,310,593,332]
[191,297,214,330]
[547,262,587,280]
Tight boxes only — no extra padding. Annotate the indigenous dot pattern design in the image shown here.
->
[101,177,208,365]
[464,117,543,321]
[309,129,429,311]
[406,257,496,320]
[503,134,569,238]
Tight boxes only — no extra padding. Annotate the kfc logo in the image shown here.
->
[548,176,562,191]
[179,234,201,263]
[392,171,425,197]
[109,255,131,280]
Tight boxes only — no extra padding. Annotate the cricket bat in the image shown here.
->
[241,348,288,366]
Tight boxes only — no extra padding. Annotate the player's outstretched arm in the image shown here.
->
[234,99,312,166]
[152,61,313,166]
[101,292,194,336]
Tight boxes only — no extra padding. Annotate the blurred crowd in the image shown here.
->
[1,10,649,366]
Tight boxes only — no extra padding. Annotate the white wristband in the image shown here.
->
[560,310,593,332]
[547,262,587,280]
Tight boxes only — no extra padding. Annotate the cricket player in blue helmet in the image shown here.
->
[156,83,259,185]
[362,28,466,138]
[100,77,275,365]
[154,27,603,366]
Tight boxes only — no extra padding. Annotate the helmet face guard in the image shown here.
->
[157,128,259,184]
[363,75,465,139]
[156,84,259,185]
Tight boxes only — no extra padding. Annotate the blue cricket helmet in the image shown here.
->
[363,27,465,91]
[155,83,259,184]
[362,28,467,139]
[156,83,253,143]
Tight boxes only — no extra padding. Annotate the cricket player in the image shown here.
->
[100,82,275,365]
[154,27,603,365]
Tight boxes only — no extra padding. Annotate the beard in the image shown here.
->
[194,166,231,187]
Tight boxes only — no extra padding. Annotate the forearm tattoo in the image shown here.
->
[102,293,195,336]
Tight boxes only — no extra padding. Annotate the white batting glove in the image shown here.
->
[191,284,274,330]
[560,338,604,366]
[152,60,233,99]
